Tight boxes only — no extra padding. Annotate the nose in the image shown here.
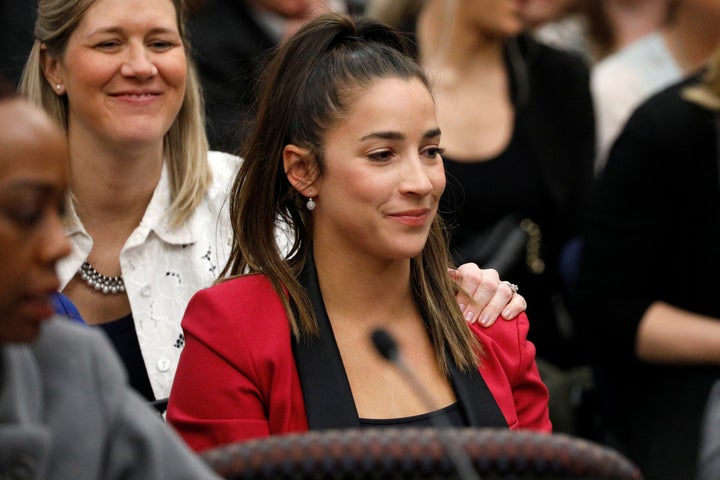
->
[38,209,72,267]
[120,42,158,79]
[400,154,435,197]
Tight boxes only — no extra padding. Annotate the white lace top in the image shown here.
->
[58,151,241,399]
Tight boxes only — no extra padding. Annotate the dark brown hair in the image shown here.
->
[222,12,481,373]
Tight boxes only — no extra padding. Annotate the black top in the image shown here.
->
[96,314,155,401]
[575,73,720,480]
[187,0,366,153]
[441,126,549,248]
[0,1,36,86]
[359,402,466,428]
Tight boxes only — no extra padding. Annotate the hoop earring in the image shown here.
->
[306,197,316,211]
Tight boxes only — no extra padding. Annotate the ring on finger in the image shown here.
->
[501,280,519,294]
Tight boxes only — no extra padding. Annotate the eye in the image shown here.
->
[4,204,44,228]
[148,39,178,51]
[421,146,445,159]
[367,150,395,162]
[94,39,122,51]
[0,189,64,230]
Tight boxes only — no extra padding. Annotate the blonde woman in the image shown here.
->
[20,0,240,401]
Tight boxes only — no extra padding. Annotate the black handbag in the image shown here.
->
[452,214,545,278]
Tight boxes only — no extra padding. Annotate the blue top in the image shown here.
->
[51,291,85,324]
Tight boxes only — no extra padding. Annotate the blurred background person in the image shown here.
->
[519,0,669,65]
[587,0,674,61]
[576,44,720,480]
[519,0,592,63]
[186,0,367,153]
[592,0,720,171]
[0,76,222,480]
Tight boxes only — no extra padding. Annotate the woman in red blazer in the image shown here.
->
[167,13,551,453]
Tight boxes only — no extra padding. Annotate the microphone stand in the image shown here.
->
[371,328,482,480]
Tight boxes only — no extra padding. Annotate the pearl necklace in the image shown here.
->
[78,260,126,295]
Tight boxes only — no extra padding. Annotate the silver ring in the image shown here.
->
[501,280,519,294]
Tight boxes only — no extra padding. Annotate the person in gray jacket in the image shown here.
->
[0,80,221,480]
[698,380,720,480]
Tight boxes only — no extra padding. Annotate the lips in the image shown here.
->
[110,89,161,97]
[388,208,432,227]
[109,91,162,105]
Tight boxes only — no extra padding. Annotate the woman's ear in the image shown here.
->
[283,144,318,197]
[40,45,65,94]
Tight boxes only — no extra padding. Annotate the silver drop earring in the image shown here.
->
[306,197,316,211]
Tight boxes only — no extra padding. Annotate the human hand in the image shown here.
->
[449,263,526,327]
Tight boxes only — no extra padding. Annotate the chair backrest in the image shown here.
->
[200,427,643,479]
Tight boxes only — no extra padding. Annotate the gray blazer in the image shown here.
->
[0,318,220,480]
[698,380,720,480]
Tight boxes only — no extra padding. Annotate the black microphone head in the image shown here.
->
[371,328,398,362]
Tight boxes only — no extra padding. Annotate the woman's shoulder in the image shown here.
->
[181,274,291,354]
[190,274,280,307]
[205,150,242,197]
[471,312,530,354]
[183,275,286,327]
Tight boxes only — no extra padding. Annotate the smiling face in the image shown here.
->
[43,0,187,153]
[298,77,445,263]
[0,99,71,343]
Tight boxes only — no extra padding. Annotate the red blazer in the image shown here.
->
[167,274,551,452]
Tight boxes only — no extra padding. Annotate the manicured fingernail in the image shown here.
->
[502,309,511,319]
[480,314,491,326]
[459,303,466,312]
[465,311,476,323]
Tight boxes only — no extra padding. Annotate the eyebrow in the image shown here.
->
[359,127,442,142]
[86,26,179,37]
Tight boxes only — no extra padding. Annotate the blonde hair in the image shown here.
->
[18,0,210,227]
[683,45,720,111]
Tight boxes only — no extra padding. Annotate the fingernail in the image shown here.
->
[465,311,476,323]
[502,309,511,319]
[459,303,466,312]
[480,314,491,326]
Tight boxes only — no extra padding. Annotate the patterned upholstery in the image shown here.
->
[200,427,643,479]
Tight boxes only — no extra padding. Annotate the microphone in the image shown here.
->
[370,328,482,480]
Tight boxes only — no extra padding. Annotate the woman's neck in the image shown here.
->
[67,136,163,237]
[417,0,506,83]
[312,246,416,329]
